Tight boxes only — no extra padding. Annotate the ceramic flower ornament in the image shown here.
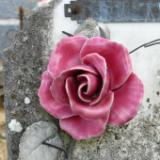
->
[38,36,144,140]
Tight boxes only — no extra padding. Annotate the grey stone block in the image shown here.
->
[0,25,18,54]
[2,2,56,159]
[0,0,35,18]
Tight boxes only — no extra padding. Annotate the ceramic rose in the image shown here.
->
[38,36,144,140]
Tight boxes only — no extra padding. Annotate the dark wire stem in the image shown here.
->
[130,39,160,54]
[42,142,68,160]
[145,42,160,47]
[62,31,73,37]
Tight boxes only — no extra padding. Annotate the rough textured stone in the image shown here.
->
[0,26,18,54]
[2,1,160,160]
[2,1,59,160]
[74,18,110,38]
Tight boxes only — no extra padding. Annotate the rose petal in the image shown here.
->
[80,37,132,89]
[78,82,92,103]
[66,77,114,119]
[108,73,144,125]
[48,36,87,77]
[77,73,99,103]
[61,65,98,76]
[82,53,109,105]
[77,73,99,96]
[60,115,109,140]
[38,71,74,119]
[50,77,69,104]
[51,65,97,104]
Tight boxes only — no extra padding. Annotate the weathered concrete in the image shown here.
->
[2,1,60,159]
[0,26,18,55]
[2,0,160,160]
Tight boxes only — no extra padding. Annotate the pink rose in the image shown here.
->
[38,36,144,140]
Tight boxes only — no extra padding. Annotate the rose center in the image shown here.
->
[77,73,101,103]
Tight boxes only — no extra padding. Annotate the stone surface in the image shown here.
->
[2,0,160,160]
[2,1,59,160]
[74,18,110,38]
[0,26,18,55]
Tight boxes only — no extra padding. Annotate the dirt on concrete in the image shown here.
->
[0,105,7,160]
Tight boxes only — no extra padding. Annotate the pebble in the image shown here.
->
[8,119,23,133]
[24,97,31,104]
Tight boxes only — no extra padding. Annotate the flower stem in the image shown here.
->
[130,39,160,54]
[42,142,68,160]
